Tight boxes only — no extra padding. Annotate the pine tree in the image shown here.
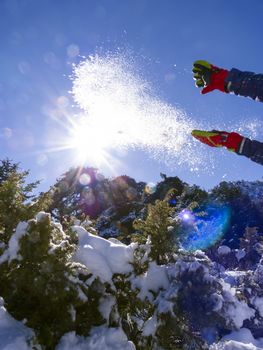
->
[0,159,51,244]
[134,200,178,264]
[211,181,242,202]
[0,213,105,349]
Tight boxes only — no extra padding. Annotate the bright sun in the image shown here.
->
[68,117,114,165]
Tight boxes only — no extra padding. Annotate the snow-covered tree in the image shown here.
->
[0,159,51,244]
[133,200,177,264]
[0,213,106,349]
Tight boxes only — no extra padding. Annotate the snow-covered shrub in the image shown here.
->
[72,222,207,350]
[0,213,106,349]
[0,159,51,244]
[162,252,255,342]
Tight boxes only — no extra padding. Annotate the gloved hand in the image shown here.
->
[191,129,243,152]
[193,60,229,94]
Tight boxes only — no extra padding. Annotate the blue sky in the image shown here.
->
[1,0,263,192]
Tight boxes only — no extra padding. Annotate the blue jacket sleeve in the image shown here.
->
[226,68,263,102]
[237,137,263,165]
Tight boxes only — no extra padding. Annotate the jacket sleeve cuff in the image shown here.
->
[237,137,246,154]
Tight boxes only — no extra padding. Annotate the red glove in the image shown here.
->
[193,60,229,94]
[191,130,243,152]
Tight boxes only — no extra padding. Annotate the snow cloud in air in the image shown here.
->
[71,52,204,171]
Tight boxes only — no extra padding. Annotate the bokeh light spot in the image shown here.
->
[145,182,156,194]
[67,44,80,58]
[79,173,91,186]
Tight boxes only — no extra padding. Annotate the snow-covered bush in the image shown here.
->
[0,213,106,349]
[0,159,51,244]
[0,211,214,349]
[0,209,262,349]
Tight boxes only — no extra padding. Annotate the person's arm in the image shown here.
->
[191,130,263,166]
[238,137,263,165]
[226,69,263,102]
[193,60,263,102]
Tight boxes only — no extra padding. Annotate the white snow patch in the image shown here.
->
[210,328,263,350]
[218,246,231,255]
[56,326,136,350]
[99,296,116,323]
[0,222,28,263]
[252,297,263,318]
[73,226,136,282]
[108,237,126,245]
[0,298,33,350]
[131,262,169,300]
[35,211,50,222]
[223,290,255,329]
[211,293,224,312]
[142,314,158,336]
[235,249,246,261]
[223,271,248,286]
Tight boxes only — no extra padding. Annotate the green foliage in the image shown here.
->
[112,273,155,350]
[211,181,242,202]
[131,240,150,275]
[156,312,206,350]
[178,185,208,208]
[0,214,105,349]
[0,159,19,184]
[134,200,177,264]
[146,175,185,203]
[48,167,84,221]
[0,159,52,244]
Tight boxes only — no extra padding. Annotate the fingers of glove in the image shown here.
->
[192,67,207,79]
[193,64,211,86]
[192,67,203,74]
[193,72,206,88]
[193,60,212,71]
[193,71,204,82]
[193,136,217,147]
[193,72,202,79]
[195,78,205,88]
[211,129,225,134]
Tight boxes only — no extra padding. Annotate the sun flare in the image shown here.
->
[67,117,116,165]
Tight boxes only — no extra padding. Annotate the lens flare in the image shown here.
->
[79,173,91,186]
[179,209,195,224]
[180,204,231,251]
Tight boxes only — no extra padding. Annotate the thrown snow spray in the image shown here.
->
[71,53,204,171]
[235,118,263,139]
